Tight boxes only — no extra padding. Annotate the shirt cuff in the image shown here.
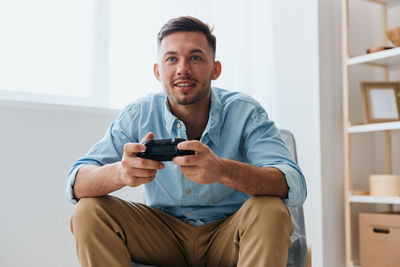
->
[266,164,307,207]
[65,164,86,205]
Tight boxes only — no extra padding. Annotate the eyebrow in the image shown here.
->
[189,49,206,55]
[162,49,207,57]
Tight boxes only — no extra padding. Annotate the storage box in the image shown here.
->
[359,213,400,267]
[369,174,400,196]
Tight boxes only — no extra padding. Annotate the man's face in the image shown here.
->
[154,31,221,107]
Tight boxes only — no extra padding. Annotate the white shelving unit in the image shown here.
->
[348,121,400,133]
[342,0,400,266]
[349,195,400,204]
[370,0,400,8]
[347,46,400,65]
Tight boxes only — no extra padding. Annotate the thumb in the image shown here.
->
[140,132,154,143]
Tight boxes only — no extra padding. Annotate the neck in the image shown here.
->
[168,94,211,140]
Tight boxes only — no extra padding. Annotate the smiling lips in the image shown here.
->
[174,80,197,92]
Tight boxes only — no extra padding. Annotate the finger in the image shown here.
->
[123,176,155,187]
[127,168,157,178]
[173,155,200,166]
[121,155,164,170]
[135,176,155,185]
[132,157,165,170]
[124,132,154,156]
[140,132,154,143]
[124,143,146,156]
[177,140,208,153]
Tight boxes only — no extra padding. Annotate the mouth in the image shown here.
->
[173,80,197,91]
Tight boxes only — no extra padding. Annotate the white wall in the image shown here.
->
[269,1,324,267]
[0,101,144,267]
[270,0,345,267]
[271,1,400,266]
[319,0,345,266]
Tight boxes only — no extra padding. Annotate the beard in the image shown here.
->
[166,72,213,106]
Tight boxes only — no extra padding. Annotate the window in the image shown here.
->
[0,0,274,111]
[108,0,162,109]
[0,0,97,106]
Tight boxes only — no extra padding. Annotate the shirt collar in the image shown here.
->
[163,94,178,135]
[162,88,223,146]
[204,87,222,147]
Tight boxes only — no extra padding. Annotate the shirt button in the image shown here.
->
[177,122,181,128]
[186,189,191,195]
[186,211,192,216]
[189,221,194,225]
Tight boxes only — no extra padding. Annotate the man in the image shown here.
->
[67,16,306,267]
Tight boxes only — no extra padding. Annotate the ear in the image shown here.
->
[154,63,161,81]
[212,61,222,80]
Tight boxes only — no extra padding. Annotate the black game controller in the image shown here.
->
[137,138,195,161]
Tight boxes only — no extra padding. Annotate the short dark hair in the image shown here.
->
[157,16,216,55]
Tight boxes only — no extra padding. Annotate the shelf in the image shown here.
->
[350,195,400,204]
[361,0,400,7]
[348,121,400,133]
[342,1,400,265]
[347,47,400,66]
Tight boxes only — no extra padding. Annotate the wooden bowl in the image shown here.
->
[366,46,394,54]
[387,26,400,47]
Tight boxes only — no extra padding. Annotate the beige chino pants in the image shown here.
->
[70,195,293,267]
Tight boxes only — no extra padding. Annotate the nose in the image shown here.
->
[176,59,191,76]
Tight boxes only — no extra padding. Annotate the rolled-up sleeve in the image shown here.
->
[65,105,139,204]
[66,164,89,204]
[242,108,307,207]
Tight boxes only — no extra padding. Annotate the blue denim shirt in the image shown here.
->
[66,87,307,226]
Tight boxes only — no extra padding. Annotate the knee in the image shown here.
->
[241,196,292,232]
[244,196,287,215]
[70,196,114,235]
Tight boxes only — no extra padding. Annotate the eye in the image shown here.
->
[166,57,177,62]
[191,55,201,61]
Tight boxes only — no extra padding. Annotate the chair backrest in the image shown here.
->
[280,129,307,267]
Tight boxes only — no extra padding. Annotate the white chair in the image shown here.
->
[132,129,309,267]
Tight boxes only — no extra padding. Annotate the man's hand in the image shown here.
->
[116,132,164,187]
[172,140,226,184]
[172,141,288,198]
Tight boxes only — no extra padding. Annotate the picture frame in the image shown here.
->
[361,82,400,123]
